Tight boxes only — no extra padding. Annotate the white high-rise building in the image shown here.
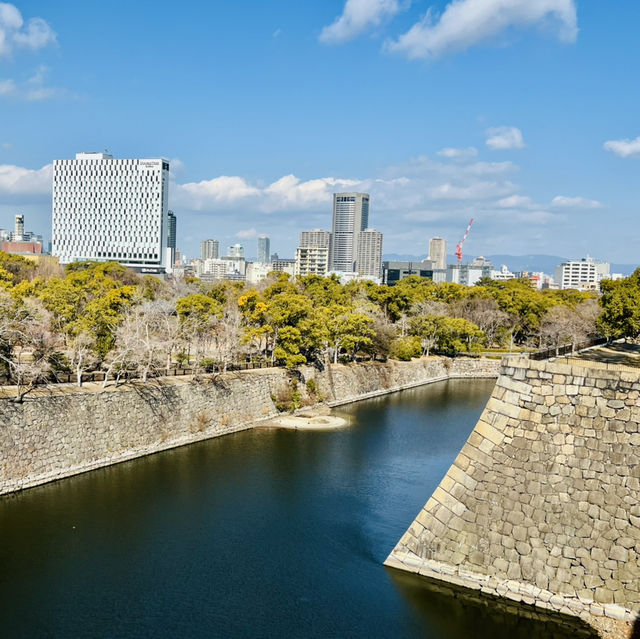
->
[330,193,369,272]
[52,152,170,272]
[201,239,219,260]
[299,229,331,249]
[428,237,447,270]
[355,229,383,282]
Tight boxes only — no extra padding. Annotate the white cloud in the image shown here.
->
[0,162,51,196]
[0,66,68,101]
[264,174,359,207]
[0,78,15,95]
[486,126,525,150]
[0,3,56,57]
[429,180,516,200]
[603,136,640,159]
[0,152,578,258]
[169,158,186,179]
[436,146,478,161]
[497,194,533,208]
[550,195,603,209]
[236,228,259,239]
[173,173,359,212]
[272,28,282,39]
[387,0,577,60]
[320,0,404,44]
[174,176,260,209]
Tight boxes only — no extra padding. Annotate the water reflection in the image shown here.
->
[387,568,598,639]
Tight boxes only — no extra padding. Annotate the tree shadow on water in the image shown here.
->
[386,567,599,639]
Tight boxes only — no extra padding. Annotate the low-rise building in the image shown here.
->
[491,264,515,281]
[295,246,330,277]
[447,257,494,286]
[382,260,434,286]
[1,214,44,255]
[554,256,610,291]
[271,259,296,276]
[246,262,273,284]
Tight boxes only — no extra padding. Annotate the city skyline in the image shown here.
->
[1,2,639,263]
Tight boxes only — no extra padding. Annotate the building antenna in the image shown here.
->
[455,218,474,263]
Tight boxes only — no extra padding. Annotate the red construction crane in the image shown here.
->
[455,218,474,263]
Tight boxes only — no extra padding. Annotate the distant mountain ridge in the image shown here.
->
[382,254,638,277]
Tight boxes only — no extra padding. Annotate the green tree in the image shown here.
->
[435,317,486,354]
[597,270,640,339]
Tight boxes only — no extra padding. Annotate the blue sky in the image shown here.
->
[1,0,639,263]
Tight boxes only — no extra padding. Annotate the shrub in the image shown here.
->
[389,336,421,361]
[175,351,190,367]
[199,357,217,373]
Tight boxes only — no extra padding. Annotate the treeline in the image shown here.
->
[0,251,635,398]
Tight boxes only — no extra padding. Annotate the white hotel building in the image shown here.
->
[52,152,170,273]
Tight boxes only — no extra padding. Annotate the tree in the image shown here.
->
[597,270,640,340]
[450,297,510,347]
[539,305,577,355]
[176,294,224,366]
[434,317,486,354]
[409,315,444,356]
[0,294,59,401]
[324,306,374,363]
[67,331,99,386]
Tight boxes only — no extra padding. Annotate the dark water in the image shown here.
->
[0,379,596,638]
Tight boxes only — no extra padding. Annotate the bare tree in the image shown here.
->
[67,331,99,387]
[209,299,244,372]
[540,306,578,355]
[450,298,510,347]
[103,302,171,386]
[0,295,59,401]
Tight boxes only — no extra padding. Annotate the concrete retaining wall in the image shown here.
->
[0,356,500,496]
[385,356,640,638]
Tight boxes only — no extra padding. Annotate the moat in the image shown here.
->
[0,379,594,638]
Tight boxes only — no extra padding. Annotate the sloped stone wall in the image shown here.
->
[0,357,499,496]
[385,357,640,637]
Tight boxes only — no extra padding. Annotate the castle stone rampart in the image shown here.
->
[386,356,640,638]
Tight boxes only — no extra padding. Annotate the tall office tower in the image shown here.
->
[299,229,331,249]
[13,214,24,241]
[330,192,369,272]
[52,152,170,272]
[428,237,447,270]
[228,243,244,258]
[167,211,177,266]
[257,235,271,263]
[355,229,383,281]
[201,239,219,260]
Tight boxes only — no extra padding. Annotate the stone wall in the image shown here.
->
[0,356,500,497]
[385,356,640,637]
[312,356,501,406]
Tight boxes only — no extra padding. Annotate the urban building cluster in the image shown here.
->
[0,151,623,292]
[181,191,385,285]
[0,214,44,255]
